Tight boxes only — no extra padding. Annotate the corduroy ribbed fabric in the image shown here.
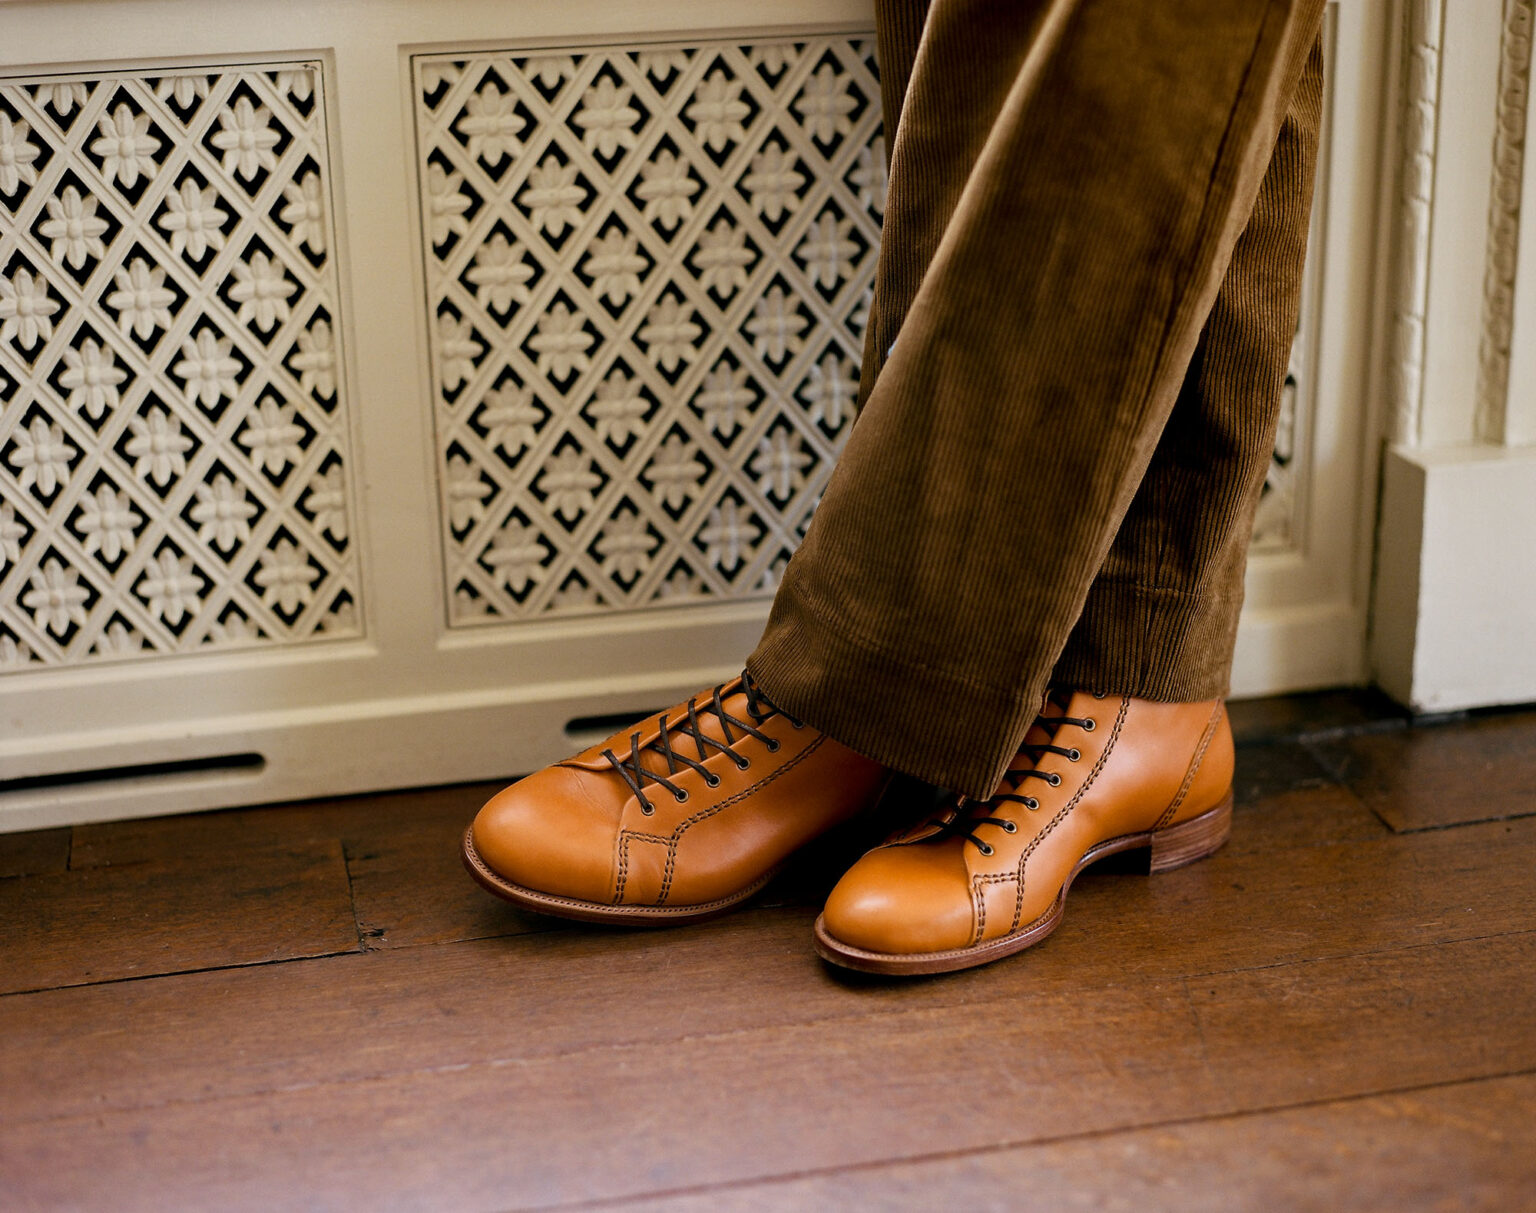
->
[746,0,1327,799]
[1052,39,1324,697]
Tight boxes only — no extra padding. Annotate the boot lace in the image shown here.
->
[926,700,1097,857]
[601,673,800,816]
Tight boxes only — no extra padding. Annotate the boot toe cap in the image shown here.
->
[471,767,620,903]
[822,843,976,955]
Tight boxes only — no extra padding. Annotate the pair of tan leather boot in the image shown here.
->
[463,674,1234,975]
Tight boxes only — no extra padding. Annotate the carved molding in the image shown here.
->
[1475,0,1533,445]
[1387,0,1444,447]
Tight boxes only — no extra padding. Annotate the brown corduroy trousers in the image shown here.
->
[746,0,1327,798]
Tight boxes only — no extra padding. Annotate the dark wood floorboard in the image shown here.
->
[609,1071,1536,1211]
[4,932,1533,1210]
[1306,707,1536,831]
[0,825,69,880]
[6,789,1518,1128]
[66,781,502,869]
[0,840,357,995]
[346,818,560,948]
[1228,738,1336,802]
[1,697,1533,1209]
[1226,687,1409,744]
[68,783,561,950]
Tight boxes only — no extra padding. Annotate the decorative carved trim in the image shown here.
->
[1475,0,1533,445]
[1388,0,1444,447]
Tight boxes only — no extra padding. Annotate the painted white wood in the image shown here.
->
[1472,0,1531,445]
[1418,0,1505,448]
[1505,3,1536,447]
[0,0,1389,829]
[0,1,872,831]
[1366,0,1536,711]
[1369,444,1427,704]
[1371,442,1536,711]
[1236,0,1389,695]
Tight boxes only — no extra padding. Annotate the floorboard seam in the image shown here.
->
[0,946,366,1000]
[1372,811,1536,836]
[4,912,1526,1005]
[543,1065,1536,1211]
[8,927,1534,1129]
[1171,925,1536,984]
[338,839,378,950]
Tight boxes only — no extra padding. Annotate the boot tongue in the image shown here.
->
[1004,689,1062,775]
[564,678,756,772]
[672,685,754,754]
[996,687,1097,786]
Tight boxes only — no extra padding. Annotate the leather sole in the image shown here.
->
[813,791,1234,976]
[461,824,784,926]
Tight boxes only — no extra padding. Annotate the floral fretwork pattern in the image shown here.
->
[0,64,362,671]
[416,39,883,623]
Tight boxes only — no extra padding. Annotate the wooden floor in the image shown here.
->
[3,692,1535,1211]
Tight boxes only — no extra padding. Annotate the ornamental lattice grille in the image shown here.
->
[1251,318,1305,551]
[0,63,361,672]
[415,39,885,624]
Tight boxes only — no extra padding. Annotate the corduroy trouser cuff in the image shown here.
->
[748,0,1326,798]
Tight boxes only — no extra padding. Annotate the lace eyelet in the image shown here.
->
[766,739,781,753]
[1048,773,1062,787]
[977,842,994,856]
[705,774,721,788]
[640,804,654,816]
[674,789,689,803]
[1003,820,1018,833]
[736,757,751,771]
[1067,748,1081,762]
[1082,718,1096,732]
[1025,798,1039,810]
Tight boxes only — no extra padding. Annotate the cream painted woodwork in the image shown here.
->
[1371,0,1536,712]
[0,0,1387,829]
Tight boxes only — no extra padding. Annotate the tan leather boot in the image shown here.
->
[814,692,1234,974]
[463,673,888,924]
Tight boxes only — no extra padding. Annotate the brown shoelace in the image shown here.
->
[928,697,1097,856]
[602,672,799,815]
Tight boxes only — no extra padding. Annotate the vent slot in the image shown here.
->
[564,710,663,745]
[0,753,266,797]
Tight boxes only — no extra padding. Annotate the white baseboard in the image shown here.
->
[1,593,1369,832]
[0,662,740,832]
[1371,443,1536,712]
[1229,598,1366,700]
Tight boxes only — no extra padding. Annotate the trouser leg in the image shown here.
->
[868,0,931,151]
[1051,38,1325,697]
[746,0,1327,798]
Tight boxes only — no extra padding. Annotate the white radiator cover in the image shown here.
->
[0,0,1389,830]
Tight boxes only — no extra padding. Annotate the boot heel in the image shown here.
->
[1148,791,1232,873]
